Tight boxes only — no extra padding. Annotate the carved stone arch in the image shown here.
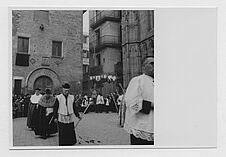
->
[25,68,62,92]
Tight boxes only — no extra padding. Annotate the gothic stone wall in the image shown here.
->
[121,10,154,88]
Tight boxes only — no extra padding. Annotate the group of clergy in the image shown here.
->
[27,83,81,146]
[25,56,154,146]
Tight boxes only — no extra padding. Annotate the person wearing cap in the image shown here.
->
[27,88,42,130]
[34,88,57,139]
[53,83,81,146]
[123,57,154,145]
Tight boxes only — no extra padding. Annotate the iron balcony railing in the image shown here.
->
[90,35,121,52]
[90,10,121,28]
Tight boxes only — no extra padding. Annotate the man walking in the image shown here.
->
[53,83,81,146]
[123,57,154,145]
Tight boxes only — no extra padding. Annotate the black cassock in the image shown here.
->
[53,96,81,146]
[34,106,57,138]
[27,102,38,129]
[34,96,58,138]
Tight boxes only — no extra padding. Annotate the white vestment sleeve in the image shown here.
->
[124,76,143,113]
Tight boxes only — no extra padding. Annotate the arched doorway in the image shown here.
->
[34,76,53,92]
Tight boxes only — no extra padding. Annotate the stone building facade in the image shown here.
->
[12,10,83,95]
[82,32,90,95]
[121,10,154,87]
[89,10,122,96]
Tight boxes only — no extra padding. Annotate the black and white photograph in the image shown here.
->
[0,0,222,156]
[11,10,154,147]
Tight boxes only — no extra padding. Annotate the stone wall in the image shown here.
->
[121,10,154,88]
[12,10,83,94]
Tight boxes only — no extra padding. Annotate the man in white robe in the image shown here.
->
[53,83,81,146]
[124,57,154,145]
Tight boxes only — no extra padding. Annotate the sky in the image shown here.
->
[83,11,89,34]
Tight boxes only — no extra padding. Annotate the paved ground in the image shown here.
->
[13,112,130,146]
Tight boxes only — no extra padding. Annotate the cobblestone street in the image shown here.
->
[13,112,130,146]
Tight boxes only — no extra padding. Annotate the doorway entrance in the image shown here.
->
[14,79,22,95]
[33,76,53,93]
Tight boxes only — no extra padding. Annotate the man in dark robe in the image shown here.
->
[35,89,57,139]
[53,83,81,146]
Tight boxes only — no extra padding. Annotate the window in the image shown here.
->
[14,79,22,95]
[16,37,30,66]
[15,53,29,66]
[96,54,101,66]
[18,37,29,53]
[83,65,89,74]
[95,29,100,45]
[52,41,62,57]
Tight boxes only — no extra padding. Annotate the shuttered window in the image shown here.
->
[52,41,62,57]
[18,37,29,53]
[16,37,29,66]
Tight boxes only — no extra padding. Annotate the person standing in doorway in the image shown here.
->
[53,83,81,146]
[123,57,154,145]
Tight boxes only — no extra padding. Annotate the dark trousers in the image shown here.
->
[58,122,76,146]
[130,134,154,145]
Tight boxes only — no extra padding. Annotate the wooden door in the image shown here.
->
[34,76,53,93]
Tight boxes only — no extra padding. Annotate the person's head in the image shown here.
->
[45,88,52,98]
[62,83,70,96]
[142,57,154,77]
[35,88,41,95]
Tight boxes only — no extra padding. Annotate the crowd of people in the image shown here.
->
[12,92,122,119]
[13,56,154,146]
[78,92,124,114]
[12,94,30,118]
[13,85,125,145]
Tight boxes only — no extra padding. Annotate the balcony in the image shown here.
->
[90,10,121,29]
[89,65,103,76]
[90,35,121,53]
[15,53,30,66]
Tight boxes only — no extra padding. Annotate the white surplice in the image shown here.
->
[124,74,154,141]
